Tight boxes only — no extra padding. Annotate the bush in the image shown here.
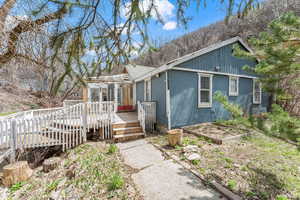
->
[267,104,300,142]
[213,91,244,119]
[213,91,252,127]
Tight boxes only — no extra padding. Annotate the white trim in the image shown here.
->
[173,67,257,79]
[144,78,151,101]
[253,79,262,104]
[135,37,254,82]
[133,83,136,106]
[229,76,239,96]
[166,71,171,130]
[198,73,213,108]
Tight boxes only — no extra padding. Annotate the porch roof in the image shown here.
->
[86,74,132,84]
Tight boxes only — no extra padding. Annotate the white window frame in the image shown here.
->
[198,73,213,108]
[144,78,151,101]
[253,79,262,104]
[229,76,239,96]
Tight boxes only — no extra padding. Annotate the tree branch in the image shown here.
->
[0,4,68,65]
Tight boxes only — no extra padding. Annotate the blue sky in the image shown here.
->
[140,0,228,44]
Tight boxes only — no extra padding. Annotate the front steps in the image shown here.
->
[112,121,144,142]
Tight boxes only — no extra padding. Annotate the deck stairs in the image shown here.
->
[112,120,145,142]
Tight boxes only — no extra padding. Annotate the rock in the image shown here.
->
[65,167,75,179]
[233,163,241,168]
[0,187,9,200]
[186,153,201,161]
[43,157,61,173]
[182,145,198,153]
[2,161,33,187]
[50,190,62,200]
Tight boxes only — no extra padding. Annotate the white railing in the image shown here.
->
[138,101,156,134]
[63,100,84,108]
[138,101,146,134]
[0,101,115,163]
[0,107,63,120]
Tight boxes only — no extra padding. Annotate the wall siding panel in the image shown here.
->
[177,42,257,77]
[151,72,167,125]
[136,81,144,103]
[169,70,267,128]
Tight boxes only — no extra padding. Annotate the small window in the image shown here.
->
[144,78,151,101]
[229,76,239,96]
[198,73,212,108]
[253,79,261,104]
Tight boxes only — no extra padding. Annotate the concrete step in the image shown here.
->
[113,132,145,142]
[113,126,143,135]
[112,121,140,129]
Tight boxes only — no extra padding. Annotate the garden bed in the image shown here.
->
[147,128,300,200]
[183,122,251,144]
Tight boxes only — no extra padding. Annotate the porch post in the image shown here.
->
[114,83,119,112]
[99,88,103,102]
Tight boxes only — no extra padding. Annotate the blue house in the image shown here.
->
[127,37,269,129]
[83,37,269,131]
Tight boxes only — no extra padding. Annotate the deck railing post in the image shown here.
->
[10,120,17,163]
[82,103,88,142]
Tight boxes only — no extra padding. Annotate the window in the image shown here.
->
[253,79,261,104]
[144,78,151,101]
[198,73,212,108]
[229,76,239,96]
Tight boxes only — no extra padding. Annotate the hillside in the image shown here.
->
[133,0,300,67]
[0,84,61,115]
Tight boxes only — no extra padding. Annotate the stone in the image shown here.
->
[2,161,33,187]
[186,153,201,161]
[43,157,61,173]
[182,145,198,153]
[50,190,62,200]
[65,167,76,179]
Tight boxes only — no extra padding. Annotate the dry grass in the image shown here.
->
[148,130,300,200]
[6,142,141,200]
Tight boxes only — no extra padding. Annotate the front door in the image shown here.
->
[118,84,134,111]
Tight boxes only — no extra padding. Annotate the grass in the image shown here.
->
[107,144,118,154]
[9,182,26,193]
[0,111,16,116]
[148,127,300,200]
[8,142,139,200]
[108,173,124,191]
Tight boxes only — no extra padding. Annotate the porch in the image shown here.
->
[83,74,136,112]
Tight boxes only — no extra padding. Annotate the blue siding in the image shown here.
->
[151,72,167,125]
[177,42,257,77]
[169,70,268,128]
[136,81,144,102]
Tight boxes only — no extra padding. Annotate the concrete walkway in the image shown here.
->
[117,139,226,200]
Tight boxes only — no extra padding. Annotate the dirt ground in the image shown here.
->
[148,124,300,200]
[1,142,142,200]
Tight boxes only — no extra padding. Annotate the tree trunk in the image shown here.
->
[2,161,33,187]
[42,157,61,173]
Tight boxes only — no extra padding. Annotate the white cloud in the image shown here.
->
[121,0,175,21]
[162,21,177,30]
[85,49,97,57]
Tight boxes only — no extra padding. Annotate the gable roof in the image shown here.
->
[135,36,253,82]
[125,64,156,81]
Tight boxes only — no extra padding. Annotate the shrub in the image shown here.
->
[213,91,244,119]
[267,104,300,142]
[108,173,124,191]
